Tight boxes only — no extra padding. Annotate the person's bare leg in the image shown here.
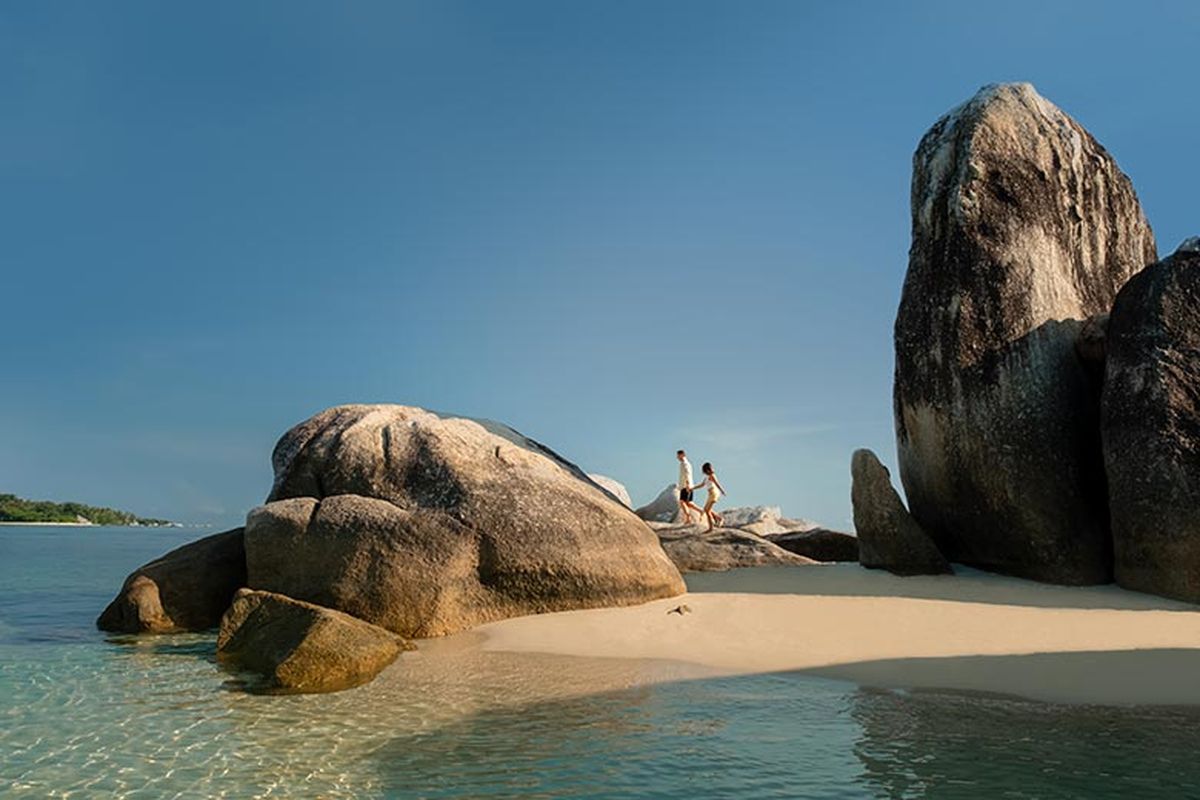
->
[703,498,716,531]
[685,500,705,521]
[678,497,693,524]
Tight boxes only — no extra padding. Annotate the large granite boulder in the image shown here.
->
[852,449,950,576]
[767,529,860,562]
[1103,240,1200,602]
[894,83,1157,584]
[247,405,685,638]
[587,473,632,508]
[97,528,246,633]
[218,589,409,693]
[653,524,817,572]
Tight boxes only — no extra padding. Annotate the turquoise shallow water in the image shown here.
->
[4,526,1200,798]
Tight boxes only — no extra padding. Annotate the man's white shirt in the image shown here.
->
[679,458,693,490]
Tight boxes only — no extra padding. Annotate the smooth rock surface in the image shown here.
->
[654,524,817,572]
[767,529,860,562]
[248,405,685,638]
[587,473,632,508]
[217,589,408,693]
[894,82,1157,584]
[1103,243,1200,602]
[97,528,246,633]
[852,450,950,576]
[634,484,684,523]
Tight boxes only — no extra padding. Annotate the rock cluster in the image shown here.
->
[99,405,686,692]
[653,523,817,572]
[888,81,1200,601]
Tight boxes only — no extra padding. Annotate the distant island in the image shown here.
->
[0,493,177,526]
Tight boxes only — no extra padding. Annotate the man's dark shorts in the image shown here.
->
[679,488,694,503]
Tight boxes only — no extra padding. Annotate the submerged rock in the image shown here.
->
[654,524,817,572]
[97,528,246,633]
[247,405,685,638]
[894,82,1156,584]
[217,589,408,693]
[852,449,950,577]
[1103,241,1200,602]
[767,529,859,562]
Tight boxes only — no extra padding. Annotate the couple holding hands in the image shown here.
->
[675,449,727,531]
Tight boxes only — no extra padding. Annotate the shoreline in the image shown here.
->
[476,565,1200,706]
[0,521,185,527]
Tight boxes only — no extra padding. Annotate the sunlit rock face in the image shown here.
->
[247,405,685,638]
[894,83,1157,584]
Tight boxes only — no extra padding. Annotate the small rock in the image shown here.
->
[767,529,860,562]
[217,589,410,693]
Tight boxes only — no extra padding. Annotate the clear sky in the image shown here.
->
[2,1,1196,529]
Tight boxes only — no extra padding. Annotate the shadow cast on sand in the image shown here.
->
[684,563,1200,612]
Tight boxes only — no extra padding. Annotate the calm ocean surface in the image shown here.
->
[3,525,1200,799]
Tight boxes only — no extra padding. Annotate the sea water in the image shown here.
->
[3,525,1200,799]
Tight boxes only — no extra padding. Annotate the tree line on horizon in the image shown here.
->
[0,493,174,526]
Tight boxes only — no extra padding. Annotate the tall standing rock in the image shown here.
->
[1103,240,1200,602]
[851,449,950,577]
[894,83,1157,584]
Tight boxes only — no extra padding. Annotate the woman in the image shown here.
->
[693,462,727,532]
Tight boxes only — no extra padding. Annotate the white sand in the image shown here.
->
[478,565,1200,705]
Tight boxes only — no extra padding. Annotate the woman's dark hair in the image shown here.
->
[701,462,713,474]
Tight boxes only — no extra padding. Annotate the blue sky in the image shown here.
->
[2,1,1196,528]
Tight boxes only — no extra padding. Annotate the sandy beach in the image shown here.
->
[478,565,1200,706]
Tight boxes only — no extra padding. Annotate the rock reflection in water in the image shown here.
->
[851,685,1200,799]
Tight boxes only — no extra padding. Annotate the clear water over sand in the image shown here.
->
[4,526,1200,798]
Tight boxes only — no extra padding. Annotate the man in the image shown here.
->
[676,449,704,524]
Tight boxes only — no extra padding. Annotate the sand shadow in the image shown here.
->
[684,564,1200,612]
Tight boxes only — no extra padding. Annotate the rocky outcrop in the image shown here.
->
[852,450,950,576]
[587,473,632,508]
[894,83,1157,584]
[1103,241,1200,602]
[767,529,859,562]
[217,589,408,693]
[97,528,246,633]
[635,484,683,523]
[654,524,817,572]
[247,405,685,638]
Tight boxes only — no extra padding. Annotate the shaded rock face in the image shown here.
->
[894,83,1157,584]
[852,450,950,577]
[218,589,408,693]
[654,525,817,572]
[96,528,246,633]
[1103,244,1200,602]
[249,405,685,638]
[767,529,860,562]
